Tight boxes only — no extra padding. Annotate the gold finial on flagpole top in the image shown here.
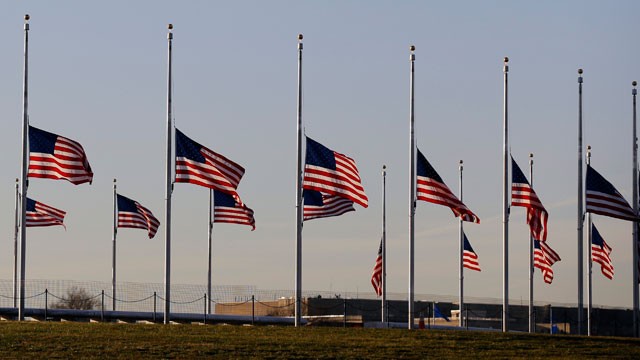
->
[504,57,509,63]
[15,178,19,183]
[298,34,303,40]
[24,14,30,22]
[168,23,173,30]
[578,68,583,75]
[410,45,415,52]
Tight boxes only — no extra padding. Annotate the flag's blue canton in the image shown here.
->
[587,165,622,197]
[117,195,138,213]
[213,190,237,207]
[586,165,638,221]
[416,149,444,183]
[29,127,57,154]
[303,189,324,206]
[592,224,606,248]
[511,158,529,185]
[175,128,205,163]
[26,198,37,212]
[305,137,336,170]
[463,233,475,252]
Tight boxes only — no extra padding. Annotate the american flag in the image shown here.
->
[463,233,481,272]
[591,223,614,280]
[370,239,382,296]
[303,137,368,208]
[534,239,561,284]
[26,198,66,228]
[511,157,548,241]
[586,165,639,221]
[28,126,93,185]
[416,149,479,223]
[117,194,160,239]
[175,128,245,197]
[213,191,256,230]
[303,189,355,221]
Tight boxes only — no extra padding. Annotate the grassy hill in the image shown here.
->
[0,322,639,359]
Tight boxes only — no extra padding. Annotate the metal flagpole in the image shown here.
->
[13,178,19,309]
[459,160,464,328]
[164,23,174,325]
[408,45,416,330]
[587,146,592,336]
[577,68,584,334]
[295,33,304,328]
[382,165,387,326]
[632,80,638,338]
[112,179,117,311]
[18,14,30,322]
[529,153,534,333]
[207,189,213,314]
[502,56,510,332]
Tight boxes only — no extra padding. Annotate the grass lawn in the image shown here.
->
[0,322,639,359]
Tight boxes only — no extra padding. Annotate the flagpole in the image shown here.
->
[632,80,638,338]
[586,146,592,336]
[459,160,464,328]
[502,56,510,332]
[577,68,584,334]
[13,178,19,309]
[18,14,30,322]
[295,33,304,328]
[408,45,416,330]
[112,179,117,311]
[529,153,534,333]
[207,189,213,314]
[382,165,387,326]
[163,23,174,325]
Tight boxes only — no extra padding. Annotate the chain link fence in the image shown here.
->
[0,279,635,336]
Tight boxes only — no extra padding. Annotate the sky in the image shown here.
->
[0,1,638,309]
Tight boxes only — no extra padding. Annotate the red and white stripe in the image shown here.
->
[512,183,548,241]
[534,241,561,284]
[304,194,355,221]
[371,241,382,296]
[416,177,480,223]
[118,203,160,239]
[176,148,245,197]
[463,250,481,272]
[29,136,93,185]
[592,240,614,280]
[214,203,256,231]
[304,152,368,208]
[26,201,66,228]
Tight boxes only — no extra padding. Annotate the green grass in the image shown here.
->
[0,322,639,359]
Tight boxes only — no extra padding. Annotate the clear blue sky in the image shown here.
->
[0,1,638,308]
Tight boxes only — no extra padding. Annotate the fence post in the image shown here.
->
[343,298,347,328]
[203,293,207,325]
[153,291,157,323]
[101,290,105,322]
[251,295,255,325]
[549,305,553,334]
[44,289,48,321]
[466,308,469,330]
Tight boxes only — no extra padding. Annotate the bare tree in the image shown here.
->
[52,286,99,310]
